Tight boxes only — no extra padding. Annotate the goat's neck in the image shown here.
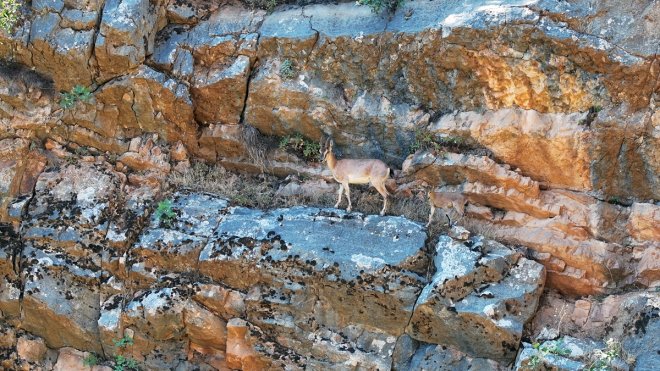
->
[326,151,337,173]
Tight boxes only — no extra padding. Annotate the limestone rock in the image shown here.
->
[130,192,227,284]
[402,343,506,371]
[628,203,660,242]
[226,318,304,370]
[199,207,428,334]
[20,244,103,353]
[94,66,197,153]
[28,12,95,90]
[95,0,166,82]
[18,163,121,353]
[16,335,47,363]
[623,302,660,371]
[191,55,250,125]
[407,234,545,362]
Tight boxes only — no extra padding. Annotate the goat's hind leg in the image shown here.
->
[373,183,388,216]
[344,183,352,212]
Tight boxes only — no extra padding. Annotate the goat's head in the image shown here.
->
[319,136,334,162]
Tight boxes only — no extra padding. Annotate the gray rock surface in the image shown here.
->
[95,0,166,82]
[408,234,546,362]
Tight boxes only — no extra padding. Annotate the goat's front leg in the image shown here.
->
[426,203,435,227]
[335,183,344,208]
[344,183,352,212]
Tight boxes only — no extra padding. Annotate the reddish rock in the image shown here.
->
[628,203,660,242]
[16,336,47,363]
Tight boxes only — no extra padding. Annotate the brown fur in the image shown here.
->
[321,139,390,216]
[427,191,467,227]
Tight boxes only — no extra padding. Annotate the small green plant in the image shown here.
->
[59,85,92,109]
[113,335,134,348]
[357,0,404,13]
[0,0,21,33]
[279,133,320,162]
[588,338,623,371]
[64,155,78,166]
[155,199,176,227]
[112,335,138,371]
[83,353,98,367]
[409,130,443,154]
[525,339,571,370]
[114,355,138,371]
[279,59,296,79]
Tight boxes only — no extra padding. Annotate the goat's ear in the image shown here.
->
[328,138,335,149]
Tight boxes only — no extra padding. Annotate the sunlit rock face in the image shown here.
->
[0,0,658,369]
[0,168,546,368]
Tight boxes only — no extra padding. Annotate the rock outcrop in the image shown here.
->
[403,150,657,296]
[0,162,548,369]
[0,0,658,369]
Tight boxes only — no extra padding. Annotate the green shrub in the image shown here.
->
[409,130,471,155]
[279,133,320,162]
[155,199,176,227]
[279,59,296,79]
[0,0,21,33]
[525,339,571,370]
[114,355,138,371]
[357,0,404,13]
[588,338,623,371]
[112,336,138,371]
[60,85,93,109]
[83,354,98,366]
[243,0,278,12]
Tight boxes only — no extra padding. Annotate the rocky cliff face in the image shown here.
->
[0,0,658,369]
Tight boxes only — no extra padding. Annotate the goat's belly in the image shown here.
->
[348,176,371,184]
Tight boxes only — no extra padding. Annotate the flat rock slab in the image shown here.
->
[408,233,546,362]
[200,206,428,336]
[130,191,228,283]
[20,244,102,353]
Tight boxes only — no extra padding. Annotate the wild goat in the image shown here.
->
[427,191,467,227]
[320,138,390,216]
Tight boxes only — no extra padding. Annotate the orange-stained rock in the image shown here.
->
[226,318,270,371]
[429,109,591,191]
[16,336,47,363]
[170,141,188,162]
[628,203,660,242]
[633,244,660,287]
[53,347,111,371]
[198,123,249,161]
[191,56,251,125]
[184,301,227,353]
[192,284,246,320]
[405,150,647,295]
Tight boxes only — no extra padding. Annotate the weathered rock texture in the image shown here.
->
[403,150,658,296]
[0,164,547,369]
[0,0,659,369]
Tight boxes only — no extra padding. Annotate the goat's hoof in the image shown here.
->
[346,208,352,213]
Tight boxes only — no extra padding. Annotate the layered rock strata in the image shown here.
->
[0,161,548,369]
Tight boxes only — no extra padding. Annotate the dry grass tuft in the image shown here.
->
[168,162,334,209]
[240,125,268,171]
[169,162,438,224]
